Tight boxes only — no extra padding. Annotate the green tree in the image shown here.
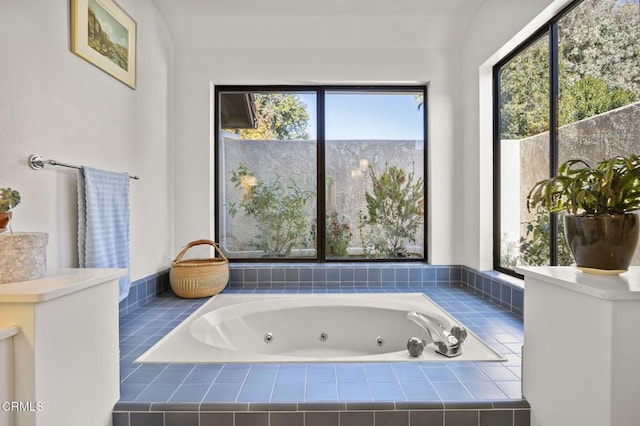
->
[559,0,640,95]
[559,76,636,124]
[500,0,639,139]
[239,94,310,140]
[556,0,639,126]
[499,37,550,139]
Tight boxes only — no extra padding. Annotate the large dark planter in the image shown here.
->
[563,213,639,272]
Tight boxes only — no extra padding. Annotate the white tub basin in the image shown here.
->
[136,293,505,363]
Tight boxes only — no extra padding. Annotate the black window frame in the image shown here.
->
[493,0,600,278]
[214,85,429,263]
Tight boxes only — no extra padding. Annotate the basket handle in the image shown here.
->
[172,239,228,263]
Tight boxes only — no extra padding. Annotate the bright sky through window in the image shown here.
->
[298,92,424,140]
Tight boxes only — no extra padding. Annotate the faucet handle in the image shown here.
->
[407,337,426,357]
[450,326,468,344]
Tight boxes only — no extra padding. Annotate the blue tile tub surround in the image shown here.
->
[228,263,463,290]
[461,267,524,317]
[119,269,171,317]
[114,266,528,426]
[118,264,524,318]
[227,263,523,317]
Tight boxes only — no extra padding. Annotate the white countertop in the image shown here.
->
[0,325,20,340]
[516,266,640,300]
[0,268,126,303]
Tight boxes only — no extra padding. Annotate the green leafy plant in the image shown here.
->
[0,188,21,212]
[229,163,315,257]
[325,212,352,257]
[519,207,573,266]
[358,162,424,258]
[527,155,640,215]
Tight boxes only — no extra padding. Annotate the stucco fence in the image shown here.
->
[219,138,425,257]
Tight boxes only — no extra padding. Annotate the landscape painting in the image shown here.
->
[88,0,128,71]
[70,0,136,89]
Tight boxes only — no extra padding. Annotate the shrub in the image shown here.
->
[358,162,424,258]
[229,164,315,257]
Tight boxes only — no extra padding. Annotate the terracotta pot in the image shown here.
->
[0,211,12,233]
[563,213,639,272]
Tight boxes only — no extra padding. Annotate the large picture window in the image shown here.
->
[494,0,640,276]
[216,86,427,261]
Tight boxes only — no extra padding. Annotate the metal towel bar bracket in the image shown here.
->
[28,154,139,180]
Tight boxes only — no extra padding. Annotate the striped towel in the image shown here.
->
[78,167,131,301]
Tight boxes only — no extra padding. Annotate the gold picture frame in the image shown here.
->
[70,0,136,89]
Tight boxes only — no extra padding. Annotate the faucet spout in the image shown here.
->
[406,311,467,358]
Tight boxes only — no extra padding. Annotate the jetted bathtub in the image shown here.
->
[136,293,505,363]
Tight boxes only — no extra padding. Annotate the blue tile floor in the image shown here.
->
[117,284,524,407]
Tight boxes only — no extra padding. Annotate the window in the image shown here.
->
[215,86,427,261]
[494,0,640,276]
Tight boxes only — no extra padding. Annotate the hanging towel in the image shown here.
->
[78,166,131,301]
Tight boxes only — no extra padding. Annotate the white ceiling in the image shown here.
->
[152,0,485,49]
[150,0,487,49]
[150,0,484,18]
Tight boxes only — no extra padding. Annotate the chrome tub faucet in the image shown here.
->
[406,311,468,358]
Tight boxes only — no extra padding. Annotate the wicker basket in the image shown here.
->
[170,240,229,298]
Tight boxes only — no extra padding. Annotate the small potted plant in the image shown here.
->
[526,155,640,272]
[0,187,21,233]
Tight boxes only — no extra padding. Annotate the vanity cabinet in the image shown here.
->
[0,269,125,426]
[518,266,640,426]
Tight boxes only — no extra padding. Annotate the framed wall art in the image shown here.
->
[70,0,136,89]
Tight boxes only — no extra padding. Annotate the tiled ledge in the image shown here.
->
[228,263,463,288]
[113,399,530,426]
[119,268,171,317]
[119,264,525,319]
[461,267,524,317]
[227,263,524,318]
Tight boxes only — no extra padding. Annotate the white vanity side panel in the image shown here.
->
[611,301,640,426]
[523,276,613,426]
[0,271,121,426]
[0,306,37,426]
[0,329,16,426]
[34,280,120,426]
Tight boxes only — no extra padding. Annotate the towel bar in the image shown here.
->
[28,154,139,180]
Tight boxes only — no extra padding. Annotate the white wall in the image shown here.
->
[173,46,463,264]
[171,2,579,267]
[460,0,574,270]
[0,0,580,275]
[0,0,175,281]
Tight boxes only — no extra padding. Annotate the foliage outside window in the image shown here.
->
[232,94,311,141]
[495,0,640,275]
[229,163,315,257]
[357,163,424,258]
[216,87,426,261]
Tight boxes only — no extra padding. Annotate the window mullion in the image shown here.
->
[317,88,326,261]
[549,22,560,266]
[492,69,503,273]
